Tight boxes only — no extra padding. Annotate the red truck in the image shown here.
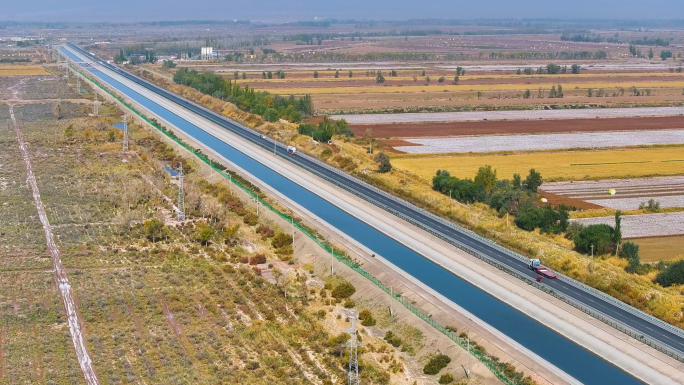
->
[529,259,558,279]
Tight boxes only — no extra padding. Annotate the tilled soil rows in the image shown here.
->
[352,115,684,138]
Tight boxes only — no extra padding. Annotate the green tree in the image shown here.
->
[655,260,684,287]
[648,48,654,59]
[267,71,273,79]
[587,88,593,97]
[523,169,543,192]
[619,241,639,260]
[438,76,445,83]
[573,224,614,255]
[313,70,319,78]
[348,70,353,78]
[199,227,213,245]
[523,89,531,99]
[660,50,673,61]
[453,75,459,84]
[144,218,166,242]
[376,73,385,84]
[571,64,581,74]
[438,374,455,384]
[512,173,522,188]
[334,70,339,78]
[613,210,622,253]
[474,165,497,194]
[374,152,392,173]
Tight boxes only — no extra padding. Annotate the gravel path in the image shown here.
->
[571,212,684,238]
[394,129,684,154]
[334,106,684,124]
[10,105,100,385]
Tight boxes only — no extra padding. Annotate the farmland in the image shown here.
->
[391,147,684,181]
[394,129,684,153]
[0,65,50,76]
[351,115,684,139]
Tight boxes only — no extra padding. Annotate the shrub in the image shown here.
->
[249,253,266,265]
[373,152,392,173]
[573,224,614,255]
[655,260,684,287]
[565,222,585,240]
[423,354,451,375]
[256,225,275,238]
[243,213,258,226]
[331,282,356,299]
[343,300,355,308]
[358,309,376,326]
[383,331,401,347]
[438,373,454,384]
[619,242,639,260]
[271,232,293,249]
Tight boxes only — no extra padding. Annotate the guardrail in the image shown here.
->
[64,45,684,361]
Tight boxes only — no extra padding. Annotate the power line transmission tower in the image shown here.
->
[122,114,129,152]
[342,316,362,385]
[176,163,186,221]
[93,92,99,116]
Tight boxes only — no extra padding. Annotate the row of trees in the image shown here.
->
[516,64,581,75]
[173,67,313,122]
[432,167,567,234]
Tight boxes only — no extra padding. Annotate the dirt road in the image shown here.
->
[9,105,100,385]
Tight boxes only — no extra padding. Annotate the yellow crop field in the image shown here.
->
[0,65,49,76]
[259,81,684,95]
[633,236,684,262]
[392,147,684,181]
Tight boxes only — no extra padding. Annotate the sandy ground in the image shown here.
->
[352,115,684,139]
[333,106,684,124]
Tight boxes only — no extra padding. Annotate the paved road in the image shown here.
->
[65,43,684,360]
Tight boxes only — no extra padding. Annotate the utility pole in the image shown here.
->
[255,197,259,216]
[291,217,295,251]
[176,163,186,221]
[467,335,471,378]
[76,76,80,93]
[389,286,394,318]
[122,114,129,152]
[342,316,361,385]
[590,243,594,258]
[331,249,334,275]
[274,138,277,156]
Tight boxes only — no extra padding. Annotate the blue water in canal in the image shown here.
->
[67,49,641,384]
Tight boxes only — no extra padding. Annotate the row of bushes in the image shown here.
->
[297,117,353,142]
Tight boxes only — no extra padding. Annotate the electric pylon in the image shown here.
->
[176,163,186,221]
[342,316,362,385]
[93,92,99,116]
[122,114,129,152]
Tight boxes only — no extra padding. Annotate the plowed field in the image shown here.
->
[355,115,684,138]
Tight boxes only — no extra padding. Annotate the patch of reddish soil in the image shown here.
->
[538,191,603,210]
[352,115,684,138]
[378,139,421,153]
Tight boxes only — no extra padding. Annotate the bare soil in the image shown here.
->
[537,191,603,210]
[352,115,684,138]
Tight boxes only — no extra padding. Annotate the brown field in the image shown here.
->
[353,115,684,139]
[537,191,603,210]
[632,236,684,262]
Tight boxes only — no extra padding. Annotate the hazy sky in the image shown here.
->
[2,0,683,22]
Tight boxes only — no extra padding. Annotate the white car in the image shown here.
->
[259,134,266,139]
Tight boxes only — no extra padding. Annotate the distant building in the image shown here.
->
[201,47,213,60]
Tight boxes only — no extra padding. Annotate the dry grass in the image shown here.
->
[0,65,49,76]
[391,147,684,182]
[632,236,684,262]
